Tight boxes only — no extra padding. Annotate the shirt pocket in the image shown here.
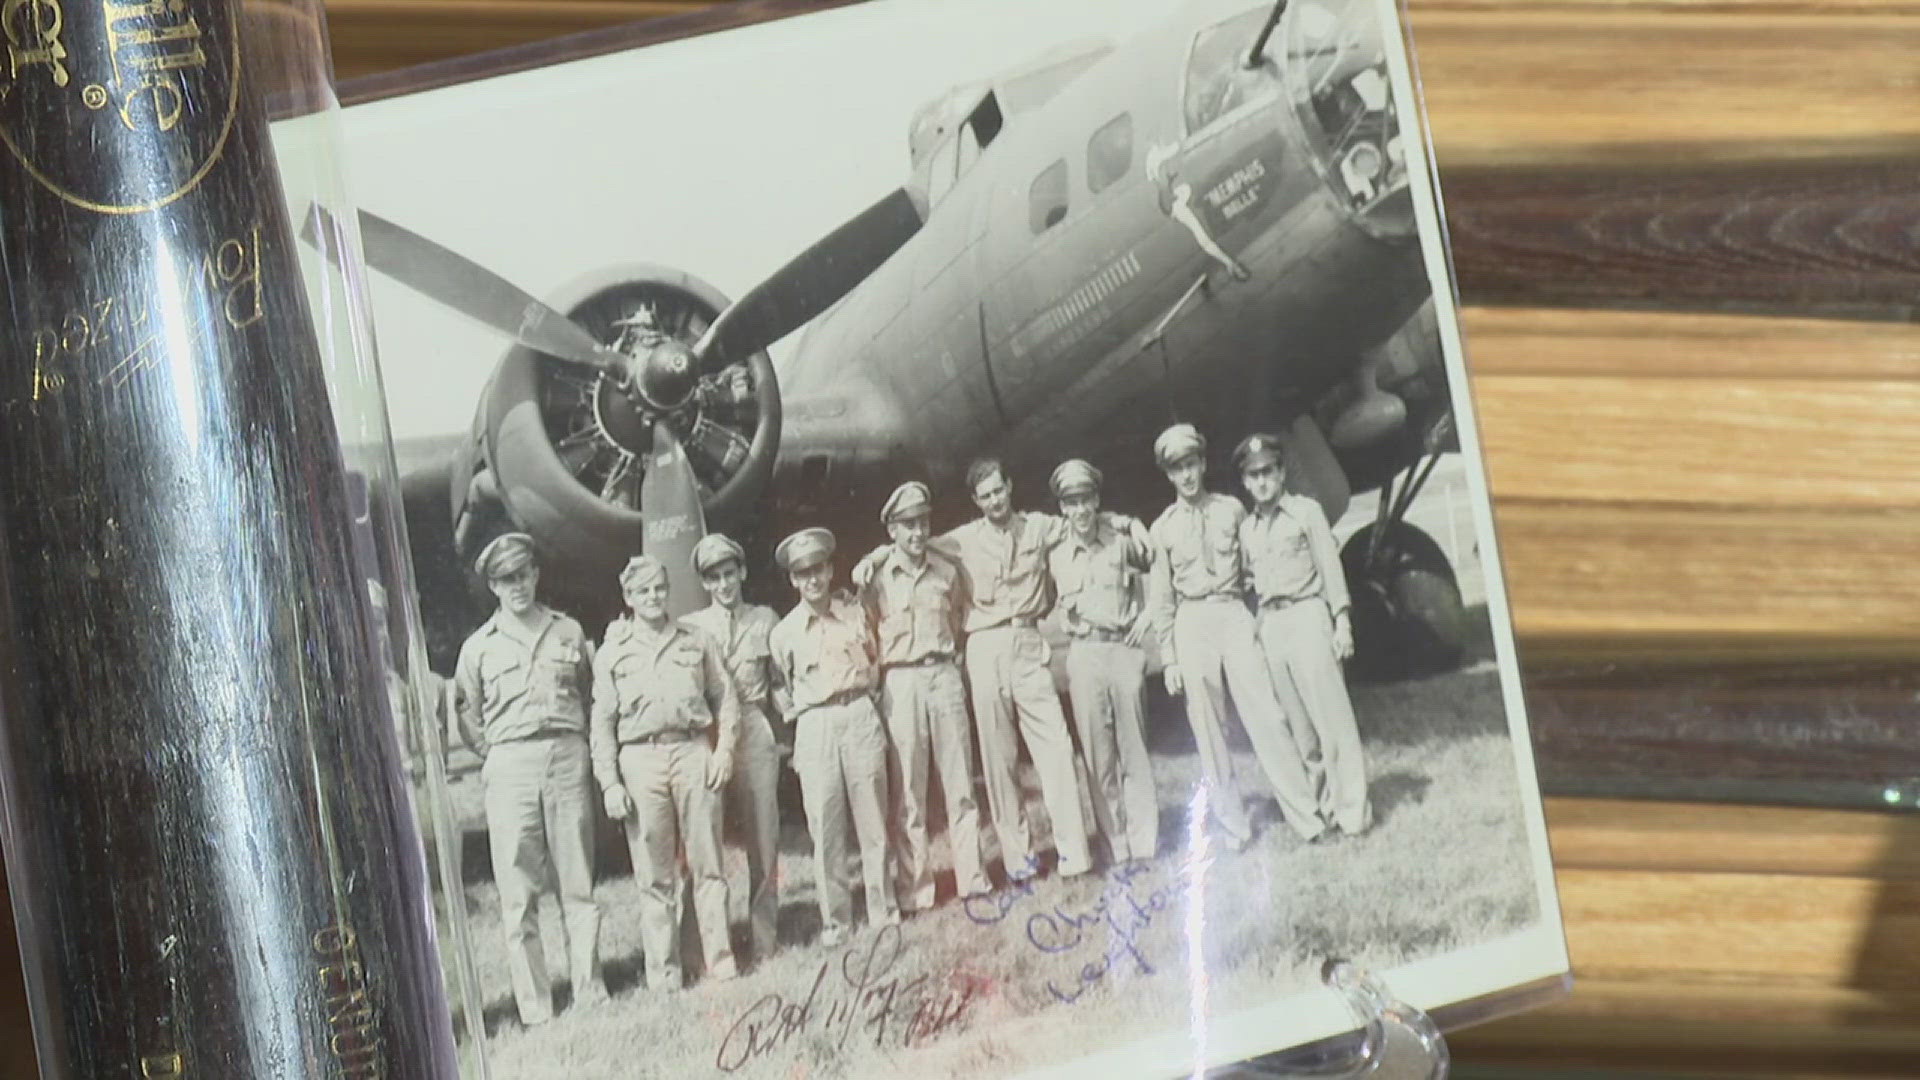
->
[666,644,709,717]
[1011,524,1046,571]
[541,664,583,711]
[738,628,773,664]
[481,655,527,701]
[610,653,651,712]
[1206,525,1240,576]
[1093,544,1131,589]
[1283,525,1312,561]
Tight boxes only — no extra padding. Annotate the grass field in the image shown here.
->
[435,630,1541,1080]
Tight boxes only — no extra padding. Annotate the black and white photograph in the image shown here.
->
[326,0,1570,1074]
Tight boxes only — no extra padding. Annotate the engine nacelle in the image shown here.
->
[453,264,781,617]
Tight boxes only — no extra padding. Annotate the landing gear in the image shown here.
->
[1340,443,1467,676]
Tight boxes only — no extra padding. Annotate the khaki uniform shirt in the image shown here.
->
[1241,494,1351,615]
[934,512,1072,632]
[864,549,966,666]
[1147,493,1250,656]
[589,618,740,792]
[453,606,593,748]
[770,595,877,715]
[1050,514,1154,636]
[681,603,784,713]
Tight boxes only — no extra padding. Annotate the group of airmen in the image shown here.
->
[452,421,1372,1027]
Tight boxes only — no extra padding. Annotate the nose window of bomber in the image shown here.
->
[1283,0,1412,230]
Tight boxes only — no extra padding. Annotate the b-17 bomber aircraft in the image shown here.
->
[334,0,1470,675]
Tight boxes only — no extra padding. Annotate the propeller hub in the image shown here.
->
[625,332,702,413]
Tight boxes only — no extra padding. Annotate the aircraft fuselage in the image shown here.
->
[776,0,1429,520]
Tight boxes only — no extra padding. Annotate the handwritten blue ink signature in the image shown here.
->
[962,859,1183,1005]
[959,855,1043,927]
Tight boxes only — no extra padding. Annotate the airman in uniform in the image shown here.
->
[860,460,1091,881]
[1145,425,1324,847]
[769,528,898,945]
[860,482,991,908]
[680,533,786,961]
[590,555,741,989]
[1235,434,1371,836]
[452,533,608,1024]
[1048,460,1161,863]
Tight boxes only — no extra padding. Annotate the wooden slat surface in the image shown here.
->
[325,0,707,77]
[1463,308,1920,380]
[1467,307,1920,644]
[1480,376,1920,510]
[1453,801,1920,1074]
[1547,798,1920,879]
[1500,502,1920,639]
[1411,4,1920,168]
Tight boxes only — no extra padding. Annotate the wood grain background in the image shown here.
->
[4,0,1918,1076]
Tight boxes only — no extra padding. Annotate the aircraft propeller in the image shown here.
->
[302,186,925,608]
[692,187,926,369]
[333,207,632,375]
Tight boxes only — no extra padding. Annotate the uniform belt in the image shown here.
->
[977,616,1037,632]
[624,728,702,747]
[884,652,956,670]
[1259,595,1313,611]
[1070,627,1130,644]
[802,687,872,715]
[1180,592,1244,604]
[497,727,584,744]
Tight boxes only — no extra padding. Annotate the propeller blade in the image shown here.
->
[695,186,924,365]
[639,423,709,618]
[306,205,623,373]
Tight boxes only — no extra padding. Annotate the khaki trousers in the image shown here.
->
[793,697,896,937]
[1065,639,1160,861]
[1171,599,1323,841]
[966,624,1092,877]
[727,704,783,959]
[882,661,990,907]
[481,735,603,1023]
[1259,601,1371,833]
[616,740,733,988]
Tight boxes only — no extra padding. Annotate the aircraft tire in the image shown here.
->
[1341,521,1467,679]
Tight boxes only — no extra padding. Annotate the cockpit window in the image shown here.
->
[1184,8,1275,134]
[926,135,962,207]
[967,94,1005,153]
[922,94,1005,209]
[1284,0,1412,231]
[1029,159,1069,234]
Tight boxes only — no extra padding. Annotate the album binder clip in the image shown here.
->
[1227,961,1448,1079]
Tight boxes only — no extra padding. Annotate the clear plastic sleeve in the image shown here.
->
[0,1,464,1075]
